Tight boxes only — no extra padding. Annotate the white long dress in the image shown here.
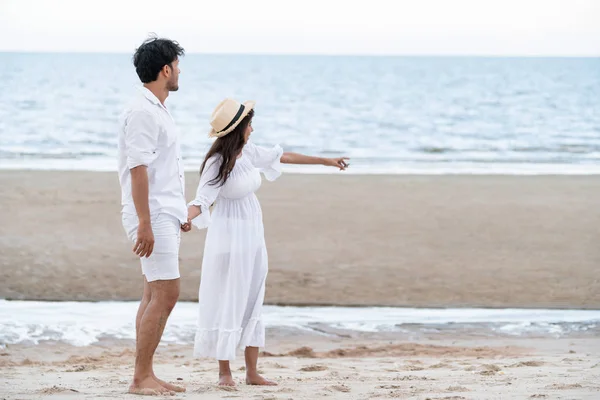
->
[189,140,283,361]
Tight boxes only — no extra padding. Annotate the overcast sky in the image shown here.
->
[1,0,598,55]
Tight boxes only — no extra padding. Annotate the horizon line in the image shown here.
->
[1,50,599,58]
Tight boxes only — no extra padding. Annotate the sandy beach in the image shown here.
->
[1,170,600,398]
[2,4,599,397]
[1,171,599,308]
[1,333,600,399]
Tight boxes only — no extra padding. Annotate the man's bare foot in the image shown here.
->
[153,375,186,393]
[245,372,277,386]
[129,376,175,396]
[218,373,236,386]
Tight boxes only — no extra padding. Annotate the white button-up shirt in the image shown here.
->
[117,87,187,223]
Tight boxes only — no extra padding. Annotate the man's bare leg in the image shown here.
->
[129,279,180,395]
[134,278,185,393]
[135,277,151,341]
[218,360,235,386]
[149,279,185,393]
[244,346,277,386]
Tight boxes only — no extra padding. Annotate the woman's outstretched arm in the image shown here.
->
[280,152,349,170]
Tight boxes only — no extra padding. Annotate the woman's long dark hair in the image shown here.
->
[200,109,254,186]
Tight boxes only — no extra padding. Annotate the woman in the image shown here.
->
[186,98,349,386]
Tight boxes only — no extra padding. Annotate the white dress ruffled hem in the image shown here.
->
[193,317,265,360]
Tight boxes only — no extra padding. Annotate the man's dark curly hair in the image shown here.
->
[132,36,185,83]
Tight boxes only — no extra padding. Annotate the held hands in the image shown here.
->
[323,157,350,171]
[181,205,202,232]
[181,219,192,232]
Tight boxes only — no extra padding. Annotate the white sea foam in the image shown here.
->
[1,300,598,346]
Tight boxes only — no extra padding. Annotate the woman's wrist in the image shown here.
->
[188,204,202,219]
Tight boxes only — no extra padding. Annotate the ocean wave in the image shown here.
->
[1,54,599,173]
[1,300,599,346]
[0,150,109,159]
[416,144,600,155]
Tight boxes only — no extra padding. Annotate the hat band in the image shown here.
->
[218,104,245,133]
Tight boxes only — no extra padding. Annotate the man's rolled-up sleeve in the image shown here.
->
[124,110,160,169]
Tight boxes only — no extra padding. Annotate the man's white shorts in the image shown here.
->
[122,213,181,282]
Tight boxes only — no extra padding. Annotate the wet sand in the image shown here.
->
[0,171,599,308]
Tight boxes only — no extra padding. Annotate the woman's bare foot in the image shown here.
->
[129,376,175,396]
[153,375,186,393]
[218,373,236,386]
[245,372,277,386]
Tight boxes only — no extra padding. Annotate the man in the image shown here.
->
[118,36,191,396]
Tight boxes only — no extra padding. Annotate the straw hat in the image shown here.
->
[208,98,256,138]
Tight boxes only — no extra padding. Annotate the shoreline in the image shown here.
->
[2,164,600,175]
[2,300,599,349]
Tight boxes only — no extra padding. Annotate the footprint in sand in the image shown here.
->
[325,384,350,393]
[509,360,544,368]
[404,365,425,371]
[478,363,502,375]
[562,357,584,362]
[192,385,214,394]
[446,386,470,392]
[430,362,452,369]
[482,363,501,371]
[300,364,328,372]
[265,362,288,369]
[393,375,434,381]
[66,364,95,372]
[277,388,295,393]
[37,386,79,394]
[545,383,583,390]
[218,385,239,392]
[287,346,316,358]
[377,385,402,389]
